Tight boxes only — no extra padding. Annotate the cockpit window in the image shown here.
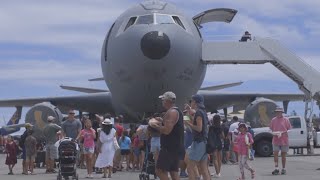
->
[156,14,174,24]
[124,17,137,31]
[130,14,187,31]
[136,14,154,24]
[172,16,185,29]
[105,22,115,61]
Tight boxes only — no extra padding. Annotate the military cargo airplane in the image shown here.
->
[0,0,308,128]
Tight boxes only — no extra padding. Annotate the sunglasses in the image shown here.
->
[69,113,75,115]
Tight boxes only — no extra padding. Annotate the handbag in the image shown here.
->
[113,137,120,150]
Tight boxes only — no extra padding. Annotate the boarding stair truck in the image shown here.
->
[253,116,320,157]
[202,37,320,155]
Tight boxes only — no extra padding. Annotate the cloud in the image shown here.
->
[0,59,104,88]
[0,0,318,58]
[0,0,135,59]
[181,0,320,18]
[305,20,320,36]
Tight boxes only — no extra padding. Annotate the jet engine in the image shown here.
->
[244,98,277,128]
[25,102,63,141]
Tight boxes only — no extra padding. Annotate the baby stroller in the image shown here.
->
[139,141,156,180]
[57,137,79,180]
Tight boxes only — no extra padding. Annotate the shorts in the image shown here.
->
[121,149,131,155]
[26,154,36,162]
[156,149,180,172]
[273,145,289,153]
[46,144,58,160]
[151,137,160,153]
[188,141,207,162]
[223,139,230,151]
[133,148,140,156]
[83,147,94,154]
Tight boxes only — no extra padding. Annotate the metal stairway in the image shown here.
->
[258,39,320,101]
[202,38,320,102]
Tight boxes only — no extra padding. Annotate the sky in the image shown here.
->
[0,0,320,125]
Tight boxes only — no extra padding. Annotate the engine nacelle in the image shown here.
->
[244,98,277,128]
[25,102,63,141]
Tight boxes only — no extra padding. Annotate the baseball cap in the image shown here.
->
[159,91,176,101]
[47,116,55,121]
[191,94,204,104]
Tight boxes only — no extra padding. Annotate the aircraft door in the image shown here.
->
[288,117,307,147]
[193,8,237,27]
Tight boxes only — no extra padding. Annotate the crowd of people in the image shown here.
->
[1,91,293,180]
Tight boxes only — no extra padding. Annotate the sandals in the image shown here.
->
[251,169,255,179]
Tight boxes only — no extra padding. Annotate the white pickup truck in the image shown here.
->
[252,116,320,157]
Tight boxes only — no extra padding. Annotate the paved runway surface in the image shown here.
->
[0,154,319,180]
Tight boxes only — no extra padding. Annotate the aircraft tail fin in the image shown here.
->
[6,106,22,126]
[60,85,108,93]
[200,81,243,91]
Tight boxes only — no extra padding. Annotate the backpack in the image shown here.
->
[206,126,222,154]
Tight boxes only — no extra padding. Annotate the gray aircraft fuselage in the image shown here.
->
[102,1,206,117]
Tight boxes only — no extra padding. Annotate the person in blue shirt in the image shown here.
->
[118,131,132,171]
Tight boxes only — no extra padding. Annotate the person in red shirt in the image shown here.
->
[115,115,124,138]
[270,107,292,175]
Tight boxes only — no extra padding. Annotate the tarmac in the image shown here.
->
[0,153,319,180]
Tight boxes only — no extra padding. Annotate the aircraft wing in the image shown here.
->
[200,81,243,91]
[0,92,114,114]
[198,90,305,111]
[60,85,108,93]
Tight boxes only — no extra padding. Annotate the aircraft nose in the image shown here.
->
[141,31,170,60]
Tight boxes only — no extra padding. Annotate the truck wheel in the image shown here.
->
[257,140,273,157]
